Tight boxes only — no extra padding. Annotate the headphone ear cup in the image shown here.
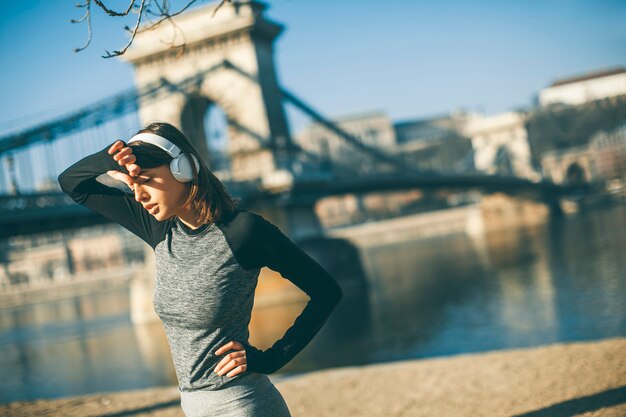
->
[170,153,200,182]
[189,154,200,175]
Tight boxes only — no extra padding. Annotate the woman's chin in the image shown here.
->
[151,207,163,220]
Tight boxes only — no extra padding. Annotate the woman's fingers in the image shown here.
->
[112,147,130,161]
[222,364,247,378]
[117,153,136,166]
[110,144,137,166]
[106,142,141,189]
[214,341,247,377]
[215,340,244,356]
[107,140,124,155]
[113,146,134,161]
[127,163,140,177]
[214,351,247,377]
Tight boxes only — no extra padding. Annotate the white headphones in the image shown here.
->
[127,132,200,183]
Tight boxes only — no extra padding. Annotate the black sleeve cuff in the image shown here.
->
[241,340,279,374]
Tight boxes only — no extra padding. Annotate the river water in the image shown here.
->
[1,204,625,404]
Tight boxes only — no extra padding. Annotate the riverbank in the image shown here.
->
[326,194,552,247]
[0,265,136,309]
[3,337,624,417]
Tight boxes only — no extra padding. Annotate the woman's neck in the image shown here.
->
[176,206,208,230]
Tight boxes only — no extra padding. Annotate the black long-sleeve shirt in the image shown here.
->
[57,143,343,392]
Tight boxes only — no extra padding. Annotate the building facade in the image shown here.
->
[391,111,475,173]
[0,224,146,292]
[538,67,626,107]
[295,110,397,173]
[541,121,626,184]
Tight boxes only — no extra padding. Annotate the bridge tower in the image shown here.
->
[121,0,292,182]
[461,111,540,181]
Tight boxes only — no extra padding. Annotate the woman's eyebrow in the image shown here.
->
[131,169,152,179]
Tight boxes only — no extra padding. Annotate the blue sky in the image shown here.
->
[1,0,625,136]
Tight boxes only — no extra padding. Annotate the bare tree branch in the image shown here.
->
[71,0,232,59]
[92,0,136,17]
[150,0,189,59]
[72,0,93,53]
[101,0,147,58]
[135,0,201,34]
[212,0,230,17]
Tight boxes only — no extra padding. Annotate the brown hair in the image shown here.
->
[128,121,238,224]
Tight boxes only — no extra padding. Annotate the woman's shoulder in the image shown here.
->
[221,207,264,224]
[217,208,264,241]
[216,209,273,268]
[222,208,274,233]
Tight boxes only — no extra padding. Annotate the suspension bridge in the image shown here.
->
[0,1,575,240]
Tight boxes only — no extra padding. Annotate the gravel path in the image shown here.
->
[3,337,624,417]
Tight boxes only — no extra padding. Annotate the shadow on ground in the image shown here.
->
[95,399,181,417]
[511,385,626,417]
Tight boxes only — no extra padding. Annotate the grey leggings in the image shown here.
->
[179,372,292,417]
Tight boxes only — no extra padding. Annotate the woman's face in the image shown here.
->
[131,164,189,221]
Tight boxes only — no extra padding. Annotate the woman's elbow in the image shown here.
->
[329,280,343,305]
[310,278,343,307]
[57,171,82,199]
[57,172,68,190]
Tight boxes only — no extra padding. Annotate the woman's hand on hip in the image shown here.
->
[214,340,247,378]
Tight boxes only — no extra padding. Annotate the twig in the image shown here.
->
[101,0,148,58]
[135,0,200,34]
[72,0,93,53]
[71,0,233,58]
[211,0,231,17]
[93,0,136,16]
[152,0,189,58]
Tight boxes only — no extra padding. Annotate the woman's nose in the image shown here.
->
[133,186,149,202]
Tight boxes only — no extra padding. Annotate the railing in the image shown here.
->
[0,191,76,212]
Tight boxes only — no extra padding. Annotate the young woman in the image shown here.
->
[57,121,343,417]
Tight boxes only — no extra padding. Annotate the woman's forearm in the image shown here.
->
[58,143,122,200]
[244,287,342,374]
[236,211,344,374]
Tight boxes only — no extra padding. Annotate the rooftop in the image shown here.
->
[549,67,626,87]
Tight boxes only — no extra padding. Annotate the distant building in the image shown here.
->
[296,108,542,179]
[460,111,539,180]
[296,109,476,174]
[588,122,626,180]
[538,67,626,107]
[394,112,463,144]
[0,224,146,292]
[541,145,594,185]
[541,121,626,184]
[391,111,475,172]
[295,110,397,172]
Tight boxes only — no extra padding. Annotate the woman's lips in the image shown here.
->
[145,203,158,212]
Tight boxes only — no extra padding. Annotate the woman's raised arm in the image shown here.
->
[57,142,170,250]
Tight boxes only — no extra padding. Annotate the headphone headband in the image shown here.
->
[126,131,200,183]
[128,132,182,158]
